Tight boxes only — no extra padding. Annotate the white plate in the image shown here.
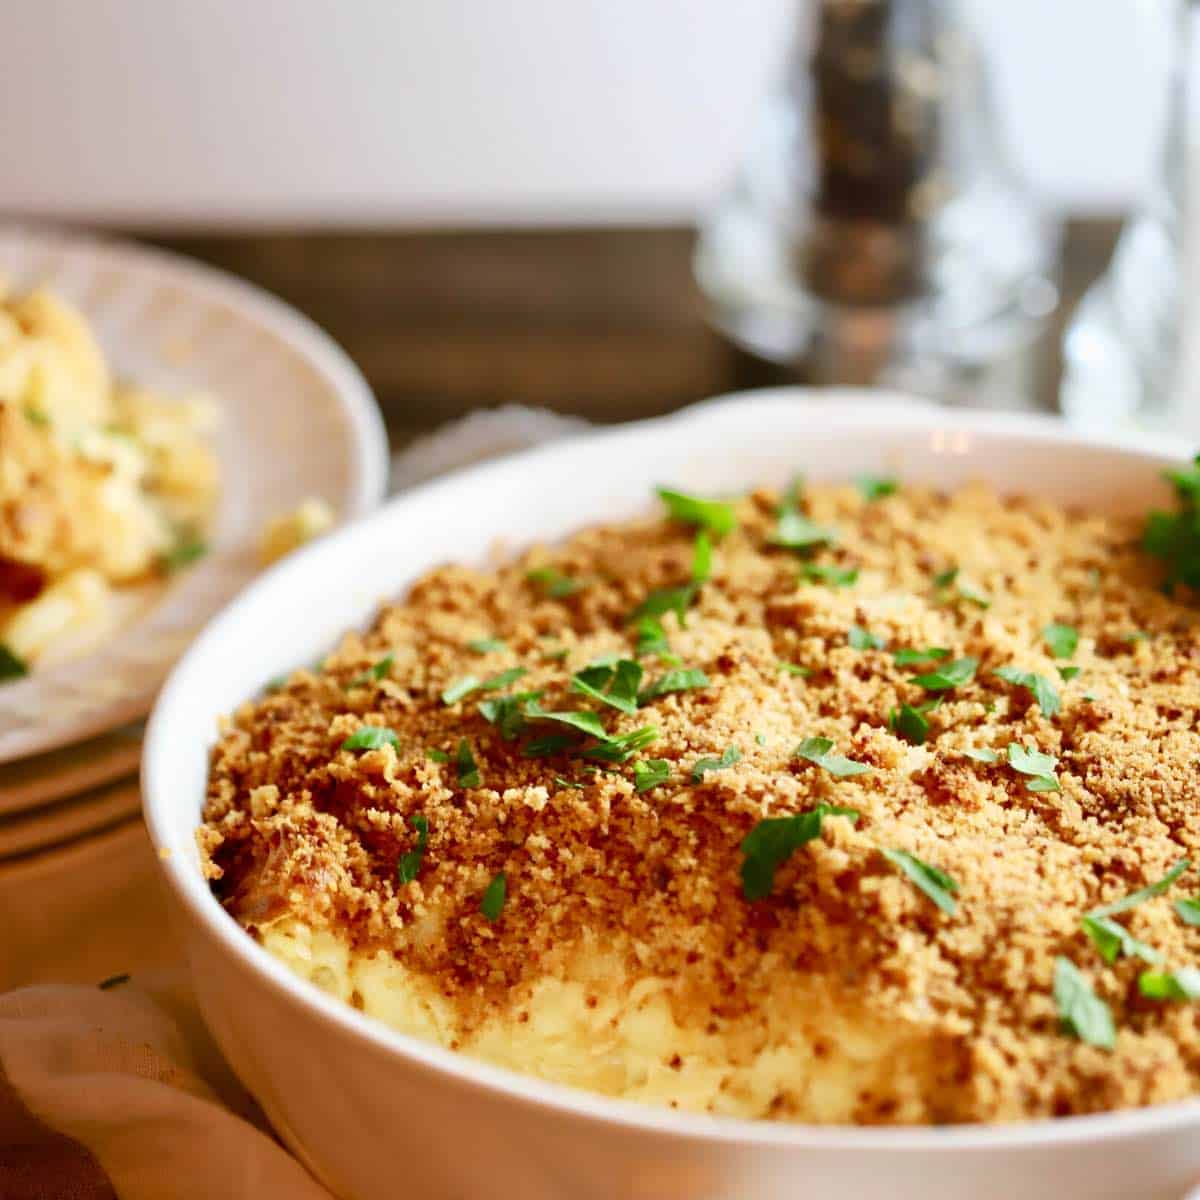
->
[0,778,140,860]
[145,390,1200,1200]
[0,722,142,815]
[0,225,389,763]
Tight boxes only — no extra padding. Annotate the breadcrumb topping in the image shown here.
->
[200,482,1200,1123]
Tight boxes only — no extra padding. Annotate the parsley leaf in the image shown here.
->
[554,775,586,789]
[848,625,886,650]
[480,871,507,921]
[1089,859,1191,918]
[1139,967,1200,1001]
[909,657,978,692]
[442,675,481,705]
[656,487,737,537]
[522,733,579,758]
[467,637,507,654]
[891,703,931,745]
[348,654,394,687]
[778,661,812,677]
[794,736,871,777]
[638,667,709,704]
[1054,956,1115,1049]
[932,567,959,589]
[24,405,51,428]
[631,583,697,628]
[444,667,527,705]
[1174,897,1200,926]
[740,805,861,900]
[426,748,450,763]
[1005,742,1060,792]
[397,813,429,884]
[523,702,609,741]
[163,533,208,572]
[1143,456,1200,590]
[584,726,659,763]
[692,529,713,584]
[632,758,671,792]
[801,563,858,587]
[455,738,481,787]
[1058,665,1081,681]
[882,849,958,914]
[963,747,1000,764]
[932,567,990,608]
[1081,915,1162,965]
[691,745,741,783]
[633,615,678,663]
[1042,623,1079,659]
[481,666,528,691]
[771,481,837,550]
[857,476,898,502]
[571,659,643,715]
[994,666,1061,717]
[341,726,400,752]
[893,646,950,667]
[477,691,541,740]
[527,567,583,598]
[0,645,28,682]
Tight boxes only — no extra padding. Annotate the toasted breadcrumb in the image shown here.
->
[201,482,1200,1124]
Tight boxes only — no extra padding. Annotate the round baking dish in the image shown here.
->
[144,390,1200,1200]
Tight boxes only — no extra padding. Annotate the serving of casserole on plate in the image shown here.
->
[147,394,1200,1200]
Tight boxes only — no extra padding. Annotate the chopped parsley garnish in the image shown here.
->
[1174,897,1200,926]
[856,475,898,502]
[633,615,678,663]
[1081,914,1161,965]
[1089,858,1191,918]
[442,675,481,705]
[554,775,586,789]
[778,661,812,677]
[527,567,583,598]
[691,529,713,583]
[890,703,932,745]
[1143,455,1200,590]
[656,487,737,537]
[584,726,658,763]
[542,646,570,662]
[397,813,429,883]
[994,666,1061,717]
[571,659,643,715]
[1054,956,1115,1048]
[467,637,507,654]
[882,849,958,914]
[97,973,130,990]
[1058,665,1081,682]
[638,667,709,704]
[740,804,861,900]
[801,562,858,587]
[794,736,870,778]
[631,583,696,628]
[909,657,978,692]
[932,567,959,589]
[163,533,208,572]
[1139,967,1200,1001]
[480,871,507,921]
[348,654,394,687]
[893,646,950,667]
[1042,623,1079,659]
[455,739,481,787]
[691,745,741,783]
[0,645,28,682]
[522,733,579,757]
[523,702,609,741]
[443,667,527,705]
[341,726,400,752]
[771,479,837,550]
[477,692,541,740]
[848,625,886,650]
[963,747,1000,764]
[932,567,990,608]
[1005,742,1060,792]
[24,405,51,427]
[632,758,671,793]
[426,748,450,763]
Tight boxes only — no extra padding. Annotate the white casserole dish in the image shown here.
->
[143,390,1200,1200]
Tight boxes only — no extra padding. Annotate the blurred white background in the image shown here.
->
[0,0,1171,228]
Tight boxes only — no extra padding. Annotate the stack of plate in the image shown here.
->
[0,225,388,989]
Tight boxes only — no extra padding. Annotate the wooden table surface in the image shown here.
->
[142,219,1121,447]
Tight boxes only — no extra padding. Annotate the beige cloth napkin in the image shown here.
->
[0,974,331,1199]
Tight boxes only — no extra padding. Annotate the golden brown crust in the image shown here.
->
[201,481,1200,1123]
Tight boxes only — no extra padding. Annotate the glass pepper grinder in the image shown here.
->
[695,0,1059,407]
